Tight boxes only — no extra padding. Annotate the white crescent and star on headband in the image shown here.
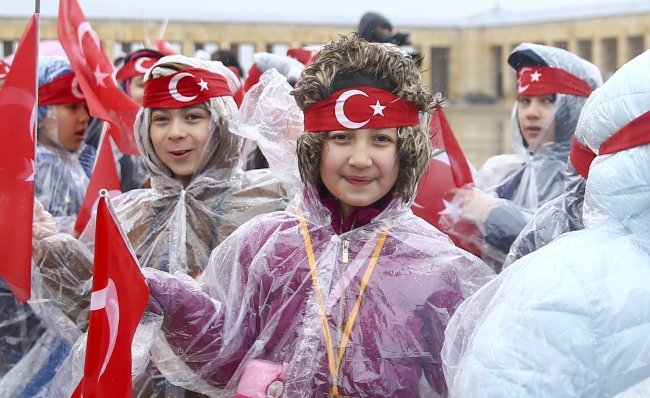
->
[134,57,152,74]
[517,67,543,94]
[168,72,210,103]
[335,89,388,129]
[71,77,84,99]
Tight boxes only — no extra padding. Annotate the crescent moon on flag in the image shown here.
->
[335,89,370,129]
[101,279,119,376]
[77,22,101,55]
[134,57,151,74]
[29,107,35,141]
[90,278,120,377]
[168,72,198,102]
[71,77,84,99]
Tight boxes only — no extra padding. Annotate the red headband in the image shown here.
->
[142,68,232,109]
[116,56,158,82]
[600,109,650,155]
[38,72,85,105]
[0,61,9,80]
[517,66,592,98]
[569,136,596,178]
[303,87,420,132]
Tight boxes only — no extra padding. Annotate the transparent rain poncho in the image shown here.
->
[29,56,291,397]
[502,135,590,268]
[443,44,602,269]
[140,185,494,397]
[442,49,650,398]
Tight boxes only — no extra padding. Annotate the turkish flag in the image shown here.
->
[72,194,149,398]
[155,37,178,56]
[74,124,122,234]
[0,14,38,304]
[412,107,482,257]
[58,0,141,156]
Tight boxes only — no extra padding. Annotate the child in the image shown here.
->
[31,55,290,397]
[143,35,494,397]
[448,43,602,271]
[443,48,650,398]
[35,56,96,233]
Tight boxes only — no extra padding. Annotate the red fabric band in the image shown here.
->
[569,136,596,178]
[303,87,420,132]
[517,66,592,98]
[600,109,650,155]
[116,56,158,82]
[142,68,232,109]
[38,72,85,105]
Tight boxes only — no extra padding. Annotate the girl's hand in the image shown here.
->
[448,188,497,225]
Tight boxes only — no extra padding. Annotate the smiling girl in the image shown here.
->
[142,35,493,397]
[31,55,290,397]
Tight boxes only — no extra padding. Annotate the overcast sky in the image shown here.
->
[0,0,626,25]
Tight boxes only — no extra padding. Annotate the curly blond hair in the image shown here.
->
[291,35,434,203]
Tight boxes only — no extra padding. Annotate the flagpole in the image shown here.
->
[33,0,40,197]
[140,9,152,48]
[94,121,110,170]
[157,17,168,40]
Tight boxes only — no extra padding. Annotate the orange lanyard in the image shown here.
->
[296,207,390,396]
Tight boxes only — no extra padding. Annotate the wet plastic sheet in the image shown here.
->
[143,184,495,397]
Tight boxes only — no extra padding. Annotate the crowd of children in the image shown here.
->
[0,9,649,398]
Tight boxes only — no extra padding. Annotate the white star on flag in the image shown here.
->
[198,78,209,91]
[438,199,463,223]
[370,100,386,116]
[22,159,35,182]
[93,65,110,87]
[530,70,542,82]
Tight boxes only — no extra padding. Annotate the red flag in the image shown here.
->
[412,107,482,257]
[72,193,149,398]
[58,0,141,156]
[0,14,38,304]
[74,125,122,234]
[155,37,178,56]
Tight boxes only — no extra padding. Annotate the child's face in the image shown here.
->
[518,94,557,147]
[149,104,212,186]
[320,128,399,209]
[129,75,145,106]
[40,103,89,152]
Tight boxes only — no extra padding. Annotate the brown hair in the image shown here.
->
[291,34,434,203]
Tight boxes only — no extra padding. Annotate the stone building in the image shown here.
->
[1,2,649,167]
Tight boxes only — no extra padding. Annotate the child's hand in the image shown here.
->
[33,198,57,240]
[448,188,498,225]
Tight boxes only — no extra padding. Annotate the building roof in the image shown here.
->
[1,0,648,28]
